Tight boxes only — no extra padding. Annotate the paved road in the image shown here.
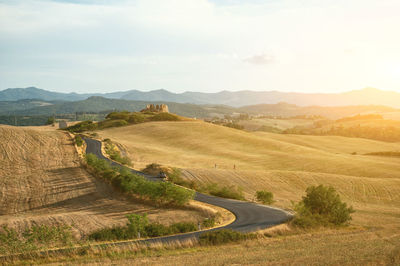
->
[84,138,292,243]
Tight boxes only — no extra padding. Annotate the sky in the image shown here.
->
[0,0,400,94]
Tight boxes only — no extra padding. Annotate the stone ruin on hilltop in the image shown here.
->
[141,104,169,113]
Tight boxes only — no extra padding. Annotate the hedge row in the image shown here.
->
[85,154,194,207]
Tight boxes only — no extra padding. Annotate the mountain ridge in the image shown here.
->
[1,86,400,108]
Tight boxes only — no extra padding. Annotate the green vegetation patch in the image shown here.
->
[292,185,355,228]
[88,213,209,241]
[75,135,83,147]
[66,111,184,133]
[255,190,274,205]
[199,229,256,246]
[84,154,194,207]
[104,139,132,166]
[0,225,72,255]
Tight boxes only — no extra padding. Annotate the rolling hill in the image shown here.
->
[95,121,400,233]
[0,125,211,238]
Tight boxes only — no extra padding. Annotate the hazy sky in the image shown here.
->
[1,0,400,93]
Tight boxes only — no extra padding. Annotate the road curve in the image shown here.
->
[84,138,292,242]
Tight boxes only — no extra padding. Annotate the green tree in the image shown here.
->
[46,116,55,125]
[293,185,355,228]
[255,190,274,204]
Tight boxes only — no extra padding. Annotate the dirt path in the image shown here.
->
[0,125,209,238]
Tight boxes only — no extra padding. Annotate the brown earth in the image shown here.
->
[0,125,211,239]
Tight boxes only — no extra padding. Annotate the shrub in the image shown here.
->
[199,229,255,245]
[202,217,216,228]
[75,135,83,147]
[169,222,197,234]
[205,183,245,200]
[293,185,355,228]
[46,117,55,125]
[256,190,274,205]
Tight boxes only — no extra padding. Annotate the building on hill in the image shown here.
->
[141,104,169,113]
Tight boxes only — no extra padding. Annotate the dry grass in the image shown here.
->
[93,121,400,264]
[10,227,399,265]
[238,117,314,131]
[0,125,215,239]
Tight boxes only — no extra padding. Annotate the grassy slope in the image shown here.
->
[96,121,400,263]
[0,125,211,239]
[97,121,400,179]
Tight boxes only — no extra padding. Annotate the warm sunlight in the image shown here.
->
[1,1,400,264]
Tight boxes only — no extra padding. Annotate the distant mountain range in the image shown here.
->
[1,96,398,121]
[2,86,400,108]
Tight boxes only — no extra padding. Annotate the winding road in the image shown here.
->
[84,138,292,243]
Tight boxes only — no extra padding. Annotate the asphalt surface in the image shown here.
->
[84,138,292,243]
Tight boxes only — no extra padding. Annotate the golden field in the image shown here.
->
[0,125,216,239]
[93,120,400,264]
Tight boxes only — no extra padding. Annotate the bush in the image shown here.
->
[202,217,216,228]
[205,183,245,200]
[169,222,197,234]
[75,135,83,147]
[199,229,255,245]
[256,190,274,205]
[46,117,55,125]
[293,185,355,228]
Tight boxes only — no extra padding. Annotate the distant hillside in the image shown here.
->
[1,96,234,118]
[0,87,88,101]
[239,102,400,119]
[1,96,399,121]
[2,87,400,108]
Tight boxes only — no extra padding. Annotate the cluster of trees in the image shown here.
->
[85,154,194,206]
[66,111,182,133]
